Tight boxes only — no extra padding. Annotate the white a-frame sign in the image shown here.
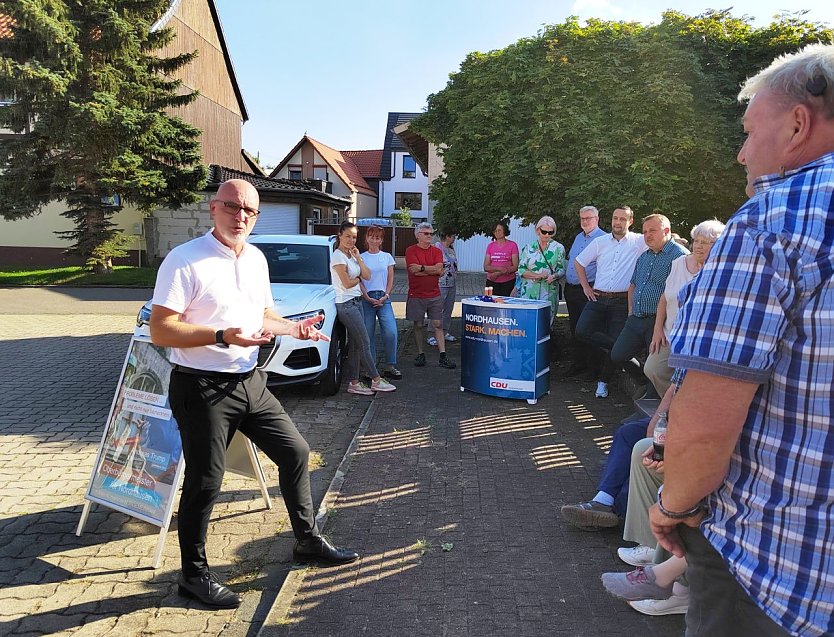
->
[77,333,271,568]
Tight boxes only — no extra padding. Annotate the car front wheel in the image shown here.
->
[318,323,346,396]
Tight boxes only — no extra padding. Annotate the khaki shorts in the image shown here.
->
[406,295,443,321]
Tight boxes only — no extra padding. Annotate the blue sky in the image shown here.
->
[214,0,834,167]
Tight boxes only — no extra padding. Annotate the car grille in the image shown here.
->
[284,347,321,370]
[257,342,277,367]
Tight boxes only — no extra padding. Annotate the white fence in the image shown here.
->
[452,218,538,272]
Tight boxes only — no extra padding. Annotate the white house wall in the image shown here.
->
[354,193,377,219]
[273,148,304,178]
[380,150,429,219]
[450,218,538,272]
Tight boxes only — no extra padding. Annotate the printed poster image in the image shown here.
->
[87,338,182,526]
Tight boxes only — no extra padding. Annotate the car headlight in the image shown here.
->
[137,301,152,327]
[284,309,326,331]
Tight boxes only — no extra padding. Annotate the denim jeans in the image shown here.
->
[336,297,380,381]
[576,296,628,382]
[361,290,398,367]
[595,414,650,515]
[610,314,655,364]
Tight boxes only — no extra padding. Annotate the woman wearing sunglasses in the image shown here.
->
[517,215,566,321]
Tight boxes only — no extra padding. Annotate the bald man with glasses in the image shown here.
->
[150,179,358,609]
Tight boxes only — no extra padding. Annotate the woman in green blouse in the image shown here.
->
[517,215,566,320]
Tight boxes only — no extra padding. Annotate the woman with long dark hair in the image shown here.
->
[331,221,396,395]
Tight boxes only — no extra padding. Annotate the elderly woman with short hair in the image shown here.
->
[643,218,726,395]
[517,215,566,320]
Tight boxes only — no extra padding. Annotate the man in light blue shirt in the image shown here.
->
[564,206,606,377]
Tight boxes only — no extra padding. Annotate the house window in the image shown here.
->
[313,166,328,181]
[394,192,422,211]
[288,166,302,180]
[402,155,416,178]
[312,207,322,221]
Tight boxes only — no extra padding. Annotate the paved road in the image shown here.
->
[0,286,682,636]
[0,287,150,315]
[256,327,684,637]
[0,310,367,637]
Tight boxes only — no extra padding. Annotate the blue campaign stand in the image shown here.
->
[460,297,551,404]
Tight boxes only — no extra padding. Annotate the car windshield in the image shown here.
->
[257,242,332,285]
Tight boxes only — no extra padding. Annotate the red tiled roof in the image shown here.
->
[342,150,383,180]
[0,14,16,39]
[305,137,376,196]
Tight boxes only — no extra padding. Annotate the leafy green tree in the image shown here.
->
[390,206,413,227]
[413,12,832,243]
[0,0,207,272]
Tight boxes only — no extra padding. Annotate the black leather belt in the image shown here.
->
[173,365,256,381]
[593,290,628,298]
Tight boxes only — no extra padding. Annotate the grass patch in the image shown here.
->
[0,266,157,287]
[414,538,432,555]
[307,451,327,470]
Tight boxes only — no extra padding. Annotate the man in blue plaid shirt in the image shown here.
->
[649,44,834,636]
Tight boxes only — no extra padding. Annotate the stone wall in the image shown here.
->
[145,194,213,263]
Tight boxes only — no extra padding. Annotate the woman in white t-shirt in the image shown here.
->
[644,219,725,394]
[359,225,400,380]
[331,222,396,395]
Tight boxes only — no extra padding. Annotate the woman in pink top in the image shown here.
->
[483,219,519,297]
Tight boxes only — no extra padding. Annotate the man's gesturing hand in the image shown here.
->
[291,314,331,342]
[222,327,274,347]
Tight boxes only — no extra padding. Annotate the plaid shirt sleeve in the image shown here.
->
[668,210,794,384]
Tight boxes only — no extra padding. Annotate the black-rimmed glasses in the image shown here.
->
[217,200,260,220]
[539,229,555,236]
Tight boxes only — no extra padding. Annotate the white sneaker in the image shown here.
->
[595,381,609,398]
[618,545,655,567]
[371,378,396,392]
[444,333,457,342]
[628,593,689,616]
[427,336,438,346]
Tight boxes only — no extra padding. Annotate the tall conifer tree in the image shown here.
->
[0,0,206,271]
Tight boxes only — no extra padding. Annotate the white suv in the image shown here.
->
[137,233,345,395]
[248,234,344,395]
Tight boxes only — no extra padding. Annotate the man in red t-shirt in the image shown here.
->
[406,222,456,369]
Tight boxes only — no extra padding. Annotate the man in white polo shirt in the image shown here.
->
[150,179,358,609]
[574,206,647,398]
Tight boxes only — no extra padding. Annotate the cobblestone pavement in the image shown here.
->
[0,314,368,637]
[260,331,685,637]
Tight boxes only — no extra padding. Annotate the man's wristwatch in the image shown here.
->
[215,329,229,349]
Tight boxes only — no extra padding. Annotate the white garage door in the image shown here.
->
[252,202,300,235]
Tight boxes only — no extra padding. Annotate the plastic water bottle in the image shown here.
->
[652,412,668,461]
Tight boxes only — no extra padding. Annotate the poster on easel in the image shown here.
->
[77,333,271,568]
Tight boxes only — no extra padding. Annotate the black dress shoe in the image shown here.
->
[293,536,360,566]
[177,571,241,608]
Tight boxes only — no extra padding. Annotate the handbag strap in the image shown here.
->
[537,242,556,275]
